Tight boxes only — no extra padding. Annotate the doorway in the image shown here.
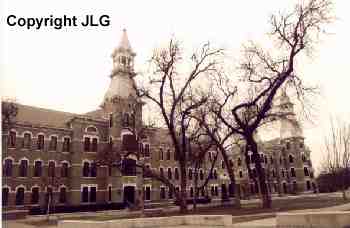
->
[123,185,135,205]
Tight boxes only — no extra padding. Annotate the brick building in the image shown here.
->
[1,30,230,211]
[1,30,315,211]
[231,89,317,198]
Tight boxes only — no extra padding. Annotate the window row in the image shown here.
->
[2,186,67,206]
[159,167,218,181]
[3,159,69,178]
[158,148,178,161]
[8,131,71,152]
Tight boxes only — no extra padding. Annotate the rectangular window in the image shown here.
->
[63,138,70,152]
[82,187,89,202]
[49,136,57,151]
[37,135,44,150]
[90,187,96,202]
[84,137,91,152]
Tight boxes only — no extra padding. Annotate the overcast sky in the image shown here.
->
[1,0,350,173]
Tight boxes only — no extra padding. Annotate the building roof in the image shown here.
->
[117,29,133,52]
[10,103,106,129]
[12,103,76,129]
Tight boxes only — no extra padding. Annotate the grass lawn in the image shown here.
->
[21,195,350,226]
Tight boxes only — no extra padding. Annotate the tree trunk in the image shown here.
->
[179,160,188,213]
[193,167,198,212]
[219,146,241,208]
[248,135,272,208]
[46,194,51,221]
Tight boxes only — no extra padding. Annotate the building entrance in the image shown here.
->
[123,185,135,205]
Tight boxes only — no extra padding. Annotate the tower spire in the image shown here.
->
[118,29,133,52]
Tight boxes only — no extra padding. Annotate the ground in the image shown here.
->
[3,191,350,228]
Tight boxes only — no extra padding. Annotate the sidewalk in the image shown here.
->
[232,202,350,227]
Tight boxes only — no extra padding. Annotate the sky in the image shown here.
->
[1,0,350,173]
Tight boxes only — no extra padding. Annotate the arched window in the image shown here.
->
[239,171,243,178]
[286,142,291,150]
[16,187,25,205]
[109,113,113,127]
[302,154,306,162]
[90,162,97,177]
[31,187,40,204]
[168,168,172,179]
[199,169,204,180]
[19,159,28,177]
[59,187,67,203]
[48,161,55,177]
[289,155,294,163]
[130,113,135,127]
[62,137,70,152]
[213,169,218,179]
[123,113,130,127]
[91,138,98,152]
[174,168,179,180]
[237,157,242,166]
[144,144,150,157]
[34,160,42,177]
[2,187,9,206]
[86,126,97,133]
[252,168,257,178]
[37,134,45,150]
[84,137,91,152]
[23,132,31,149]
[291,168,296,177]
[188,168,193,180]
[49,136,58,151]
[166,149,171,160]
[159,148,164,160]
[9,130,16,148]
[83,162,90,177]
[281,169,285,177]
[159,167,164,177]
[304,167,309,176]
[306,181,311,190]
[190,187,194,198]
[61,162,69,178]
[3,159,13,177]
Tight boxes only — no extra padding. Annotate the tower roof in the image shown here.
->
[117,29,133,52]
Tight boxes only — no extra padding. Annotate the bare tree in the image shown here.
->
[322,118,350,200]
[207,0,334,208]
[2,99,18,153]
[135,38,223,213]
